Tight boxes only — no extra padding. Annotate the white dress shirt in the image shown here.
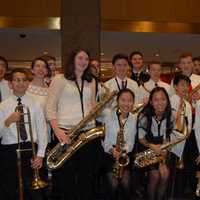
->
[100,109,137,153]
[0,79,12,101]
[105,76,139,105]
[0,93,48,157]
[139,79,170,101]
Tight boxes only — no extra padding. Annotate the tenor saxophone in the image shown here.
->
[47,90,117,170]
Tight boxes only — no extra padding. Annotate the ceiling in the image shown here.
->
[0,28,61,62]
[101,31,200,63]
[0,28,200,67]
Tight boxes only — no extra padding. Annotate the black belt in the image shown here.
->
[0,142,35,151]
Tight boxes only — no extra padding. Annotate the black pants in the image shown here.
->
[51,139,101,200]
[0,142,44,200]
[173,131,199,198]
[102,153,131,200]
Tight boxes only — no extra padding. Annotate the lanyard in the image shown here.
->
[75,80,85,118]
[115,78,127,91]
[116,109,129,130]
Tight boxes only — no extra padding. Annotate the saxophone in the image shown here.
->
[175,100,189,169]
[186,82,200,102]
[112,109,130,179]
[132,103,145,114]
[46,90,117,170]
[134,102,187,168]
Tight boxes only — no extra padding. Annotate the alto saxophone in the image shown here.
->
[134,102,187,168]
[47,90,117,170]
[134,136,186,168]
[112,110,130,179]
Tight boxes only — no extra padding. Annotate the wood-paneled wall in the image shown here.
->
[0,0,60,17]
[101,0,200,23]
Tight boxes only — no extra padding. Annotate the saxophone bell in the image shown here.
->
[118,151,130,167]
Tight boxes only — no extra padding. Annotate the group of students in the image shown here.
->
[0,50,200,200]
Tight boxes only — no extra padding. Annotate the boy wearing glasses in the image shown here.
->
[0,68,47,200]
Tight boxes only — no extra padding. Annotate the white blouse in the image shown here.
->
[46,74,94,129]
[100,109,137,154]
[27,84,48,110]
[138,113,185,157]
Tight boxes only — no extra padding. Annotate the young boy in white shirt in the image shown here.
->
[0,68,48,200]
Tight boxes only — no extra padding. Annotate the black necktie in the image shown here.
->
[122,80,126,89]
[17,97,27,141]
[155,83,158,87]
[135,73,138,80]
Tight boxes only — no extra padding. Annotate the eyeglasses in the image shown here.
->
[12,78,28,83]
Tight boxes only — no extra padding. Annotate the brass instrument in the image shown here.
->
[134,135,186,168]
[175,100,189,169]
[187,82,200,102]
[16,105,48,200]
[113,109,130,179]
[47,90,117,170]
[141,82,151,94]
[132,103,144,114]
[134,101,187,168]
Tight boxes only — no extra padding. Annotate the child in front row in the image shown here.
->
[0,68,48,200]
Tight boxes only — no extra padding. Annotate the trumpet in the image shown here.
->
[15,104,48,200]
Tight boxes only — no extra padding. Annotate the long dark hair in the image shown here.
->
[138,87,173,139]
[64,49,93,82]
